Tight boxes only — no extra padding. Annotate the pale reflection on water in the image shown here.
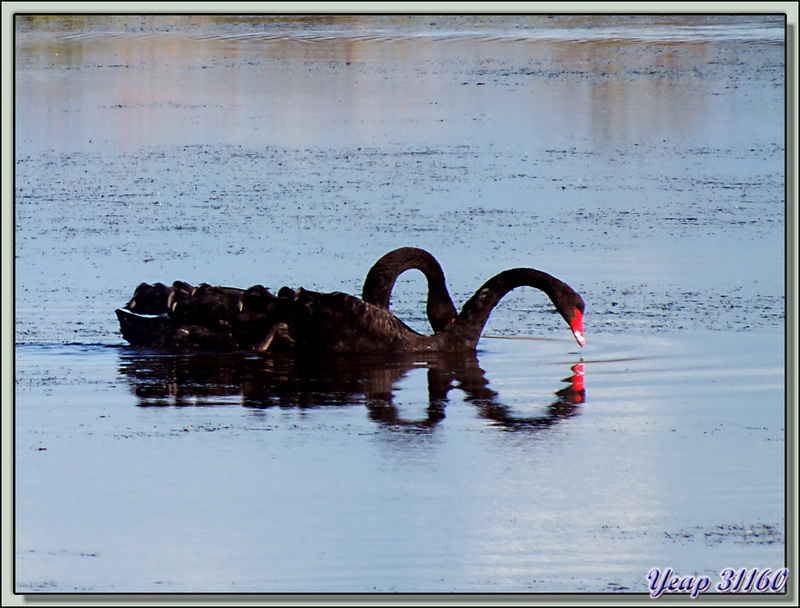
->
[14,332,784,593]
[14,14,784,152]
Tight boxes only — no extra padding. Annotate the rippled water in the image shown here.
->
[13,14,787,595]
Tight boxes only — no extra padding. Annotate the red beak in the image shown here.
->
[569,308,585,347]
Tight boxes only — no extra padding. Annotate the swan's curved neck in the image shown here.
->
[361,248,457,334]
[451,268,583,348]
[362,248,447,307]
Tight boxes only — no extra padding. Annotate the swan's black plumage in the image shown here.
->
[117,280,292,351]
[116,247,464,351]
[116,249,585,353]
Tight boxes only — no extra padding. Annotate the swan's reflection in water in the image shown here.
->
[117,349,585,432]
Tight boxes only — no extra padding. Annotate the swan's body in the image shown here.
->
[117,281,293,351]
[117,247,461,351]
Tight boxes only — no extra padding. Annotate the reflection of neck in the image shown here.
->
[119,348,585,431]
[474,362,585,430]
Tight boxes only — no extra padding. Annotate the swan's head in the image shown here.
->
[553,288,585,347]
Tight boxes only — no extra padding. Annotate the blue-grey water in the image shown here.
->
[13,14,787,595]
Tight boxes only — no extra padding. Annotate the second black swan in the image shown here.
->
[117,247,457,350]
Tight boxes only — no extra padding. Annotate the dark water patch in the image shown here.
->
[597,522,784,546]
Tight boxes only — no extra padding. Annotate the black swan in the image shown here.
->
[282,267,585,354]
[116,247,459,350]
